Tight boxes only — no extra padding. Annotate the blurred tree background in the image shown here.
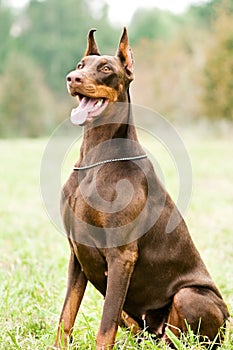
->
[0,0,232,137]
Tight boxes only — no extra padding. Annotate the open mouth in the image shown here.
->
[70,94,109,126]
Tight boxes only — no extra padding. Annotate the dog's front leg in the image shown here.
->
[54,248,87,349]
[96,243,138,350]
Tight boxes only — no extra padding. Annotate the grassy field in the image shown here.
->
[0,131,232,349]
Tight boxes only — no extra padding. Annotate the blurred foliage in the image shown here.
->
[0,50,57,137]
[186,0,233,27]
[0,0,13,73]
[132,33,204,121]
[202,2,233,120]
[0,0,232,137]
[129,7,182,44]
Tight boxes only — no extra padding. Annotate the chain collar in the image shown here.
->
[73,154,147,171]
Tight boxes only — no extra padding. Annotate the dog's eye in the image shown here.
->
[77,62,84,70]
[101,65,111,73]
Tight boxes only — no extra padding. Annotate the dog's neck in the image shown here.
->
[79,92,142,163]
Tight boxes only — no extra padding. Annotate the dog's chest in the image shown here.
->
[66,164,147,226]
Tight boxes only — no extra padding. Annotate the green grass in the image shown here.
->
[0,132,232,349]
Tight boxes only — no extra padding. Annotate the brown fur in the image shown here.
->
[54,28,229,349]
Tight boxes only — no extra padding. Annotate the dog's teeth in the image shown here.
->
[96,99,103,107]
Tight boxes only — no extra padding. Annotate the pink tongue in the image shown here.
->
[71,97,97,125]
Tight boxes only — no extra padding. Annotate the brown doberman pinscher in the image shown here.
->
[54,28,229,349]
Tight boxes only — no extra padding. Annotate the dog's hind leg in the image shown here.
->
[96,243,138,350]
[165,287,229,348]
[120,310,141,335]
[54,248,87,349]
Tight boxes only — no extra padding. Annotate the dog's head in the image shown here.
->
[66,28,134,125]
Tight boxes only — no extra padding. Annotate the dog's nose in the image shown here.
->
[66,71,83,85]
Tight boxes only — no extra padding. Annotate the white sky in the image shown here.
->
[7,0,208,24]
[104,0,208,24]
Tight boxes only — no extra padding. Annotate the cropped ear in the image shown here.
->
[84,29,101,56]
[116,27,134,81]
